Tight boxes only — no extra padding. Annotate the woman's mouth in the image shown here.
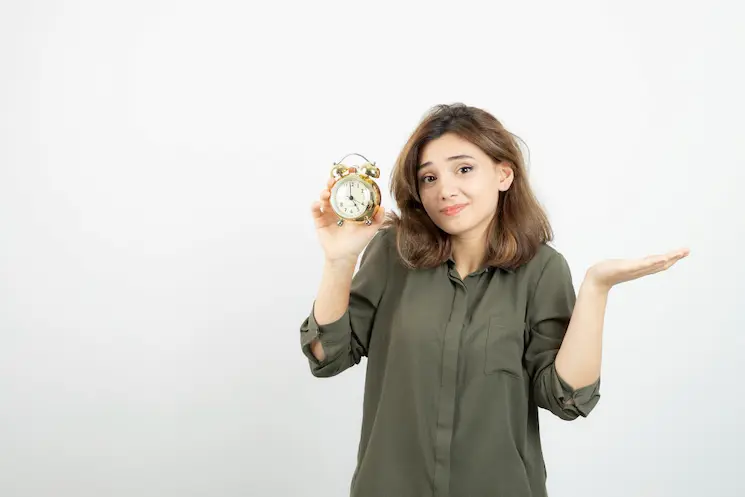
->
[441,204,468,216]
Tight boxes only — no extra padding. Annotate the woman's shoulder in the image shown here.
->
[362,222,409,273]
[361,223,397,261]
[377,222,398,241]
[533,242,565,265]
[368,219,399,250]
[515,242,570,280]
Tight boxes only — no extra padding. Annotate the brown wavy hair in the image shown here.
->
[383,103,553,271]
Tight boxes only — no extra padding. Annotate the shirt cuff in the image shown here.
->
[552,362,601,418]
[300,301,352,367]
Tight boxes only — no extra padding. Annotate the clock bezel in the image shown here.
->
[329,173,380,222]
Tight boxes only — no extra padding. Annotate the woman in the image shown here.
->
[299,103,689,497]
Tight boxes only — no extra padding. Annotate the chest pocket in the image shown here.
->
[484,315,526,378]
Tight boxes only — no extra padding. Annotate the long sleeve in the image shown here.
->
[524,250,601,420]
[299,227,391,377]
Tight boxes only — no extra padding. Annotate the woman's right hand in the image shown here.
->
[311,177,386,265]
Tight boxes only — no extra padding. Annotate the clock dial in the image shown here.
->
[333,178,371,218]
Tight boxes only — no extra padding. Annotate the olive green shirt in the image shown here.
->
[299,226,601,497]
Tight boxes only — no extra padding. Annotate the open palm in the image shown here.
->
[587,247,690,291]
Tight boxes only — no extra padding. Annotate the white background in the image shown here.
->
[1,1,743,496]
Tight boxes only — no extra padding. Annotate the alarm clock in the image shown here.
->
[328,153,382,226]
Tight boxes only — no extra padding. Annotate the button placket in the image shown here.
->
[433,268,467,497]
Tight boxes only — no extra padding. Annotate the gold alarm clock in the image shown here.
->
[328,153,382,226]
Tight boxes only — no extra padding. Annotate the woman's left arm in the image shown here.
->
[555,247,691,390]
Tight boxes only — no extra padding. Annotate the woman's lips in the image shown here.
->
[441,204,467,216]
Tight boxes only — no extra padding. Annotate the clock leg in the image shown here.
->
[364,216,372,226]
[337,218,344,227]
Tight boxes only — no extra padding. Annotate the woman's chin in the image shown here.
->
[433,216,473,236]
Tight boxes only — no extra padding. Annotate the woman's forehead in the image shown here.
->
[419,135,485,169]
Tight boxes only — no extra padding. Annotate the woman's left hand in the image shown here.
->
[586,247,691,292]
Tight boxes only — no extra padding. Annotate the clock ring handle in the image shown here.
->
[334,153,379,179]
[334,152,375,166]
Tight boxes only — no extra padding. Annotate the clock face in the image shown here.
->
[331,177,372,218]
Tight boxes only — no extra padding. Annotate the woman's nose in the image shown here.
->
[437,179,458,199]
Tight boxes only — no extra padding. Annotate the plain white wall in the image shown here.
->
[1,1,743,496]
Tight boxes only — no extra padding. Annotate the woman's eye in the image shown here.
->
[421,175,435,183]
[459,165,473,173]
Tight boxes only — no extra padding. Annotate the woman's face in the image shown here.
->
[417,133,513,239]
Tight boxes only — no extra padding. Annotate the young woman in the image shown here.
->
[299,103,689,497]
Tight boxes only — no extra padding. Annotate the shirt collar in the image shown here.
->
[446,255,514,275]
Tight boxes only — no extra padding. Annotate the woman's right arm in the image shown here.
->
[308,257,357,362]
[299,227,391,377]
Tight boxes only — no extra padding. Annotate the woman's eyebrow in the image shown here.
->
[418,154,475,170]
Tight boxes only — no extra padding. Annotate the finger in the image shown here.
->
[655,248,689,263]
[320,196,332,213]
[643,254,685,275]
[311,202,335,229]
[623,248,688,279]
[311,201,324,218]
[327,177,335,188]
[636,255,667,272]
[320,191,332,216]
[651,251,687,271]
[649,256,672,271]
[626,257,665,278]
[644,254,667,265]
[318,187,332,210]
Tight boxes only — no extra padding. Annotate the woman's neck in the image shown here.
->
[450,230,488,278]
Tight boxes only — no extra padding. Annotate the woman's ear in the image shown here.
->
[497,163,514,191]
